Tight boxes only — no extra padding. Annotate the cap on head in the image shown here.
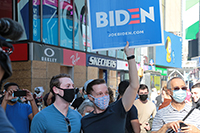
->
[4,82,19,91]
[84,79,94,92]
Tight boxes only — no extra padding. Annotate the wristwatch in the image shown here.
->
[127,55,135,60]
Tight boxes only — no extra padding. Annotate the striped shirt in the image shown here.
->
[152,103,200,132]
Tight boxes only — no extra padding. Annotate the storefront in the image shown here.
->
[86,54,117,95]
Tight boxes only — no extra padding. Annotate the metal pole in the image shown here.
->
[72,0,75,49]
[199,0,200,55]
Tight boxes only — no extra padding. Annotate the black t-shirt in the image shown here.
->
[126,105,138,133]
[71,97,85,109]
[81,99,127,133]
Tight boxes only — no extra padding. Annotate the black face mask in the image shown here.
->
[56,86,75,103]
[139,94,148,101]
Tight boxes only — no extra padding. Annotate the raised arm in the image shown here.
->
[24,89,39,120]
[122,41,139,112]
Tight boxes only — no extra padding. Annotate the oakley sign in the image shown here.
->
[96,7,154,28]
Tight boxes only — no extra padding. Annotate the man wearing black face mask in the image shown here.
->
[134,84,157,133]
[31,73,82,133]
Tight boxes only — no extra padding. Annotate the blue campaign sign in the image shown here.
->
[155,31,182,68]
[87,0,164,51]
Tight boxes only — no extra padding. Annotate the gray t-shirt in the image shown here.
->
[0,105,16,133]
[152,103,200,132]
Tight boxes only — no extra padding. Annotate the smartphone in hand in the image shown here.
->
[180,122,188,128]
[14,90,27,97]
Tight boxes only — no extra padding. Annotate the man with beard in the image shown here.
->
[134,84,157,133]
[81,41,139,133]
[31,73,82,133]
[152,77,200,133]
[1,82,39,133]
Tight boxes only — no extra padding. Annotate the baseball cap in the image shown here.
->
[84,79,94,92]
[4,82,19,91]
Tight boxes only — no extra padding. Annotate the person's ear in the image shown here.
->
[52,86,59,95]
[88,94,93,101]
[167,89,172,96]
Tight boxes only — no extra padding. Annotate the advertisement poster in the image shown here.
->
[156,31,182,68]
[87,0,163,51]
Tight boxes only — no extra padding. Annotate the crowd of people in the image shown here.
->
[1,42,200,133]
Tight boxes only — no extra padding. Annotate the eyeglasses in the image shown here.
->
[173,86,187,91]
[64,117,71,133]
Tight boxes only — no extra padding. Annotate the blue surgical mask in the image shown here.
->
[11,97,19,102]
[11,93,19,102]
[172,90,187,103]
[85,112,90,116]
[90,95,110,110]
[84,95,88,99]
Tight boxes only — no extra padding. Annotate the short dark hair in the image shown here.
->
[86,79,106,94]
[167,77,184,90]
[118,80,129,96]
[138,84,148,93]
[4,82,19,91]
[50,73,71,95]
[192,83,200,89]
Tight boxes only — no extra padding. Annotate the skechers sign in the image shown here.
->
[86,54,117,70]
[87,0,163,51]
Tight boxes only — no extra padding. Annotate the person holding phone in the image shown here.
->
[151,77,200,133]
[1,82,39,133]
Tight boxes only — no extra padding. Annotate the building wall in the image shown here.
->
[74,65,87,88]
[31,61,60,94]
[108,70,117,97]
[165,0,182,35]
[87,67,98,80]
[6,61,32,91]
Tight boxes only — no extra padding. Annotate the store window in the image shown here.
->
[60,0,73,48]
[117,49,124,59]
[74,0,85,51]
[43,0,58,46]
[33,0,41,42]
[108,50,116,57]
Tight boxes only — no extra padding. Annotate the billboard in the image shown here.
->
[156,31,182,68]
[87,0,163,51]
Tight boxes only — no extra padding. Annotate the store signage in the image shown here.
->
[86,54,117,70]
[33,44,63,63]
[9,43,28,61]
[155,67,167,76]
[117,60,128,70]
[63,49,86,66]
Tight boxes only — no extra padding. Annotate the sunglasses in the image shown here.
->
[64,117,71,133]
[173,86,187,91]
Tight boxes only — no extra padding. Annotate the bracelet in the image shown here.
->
[127,55,135,60]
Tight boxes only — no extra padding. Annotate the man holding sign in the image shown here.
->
[81,41,139,133]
